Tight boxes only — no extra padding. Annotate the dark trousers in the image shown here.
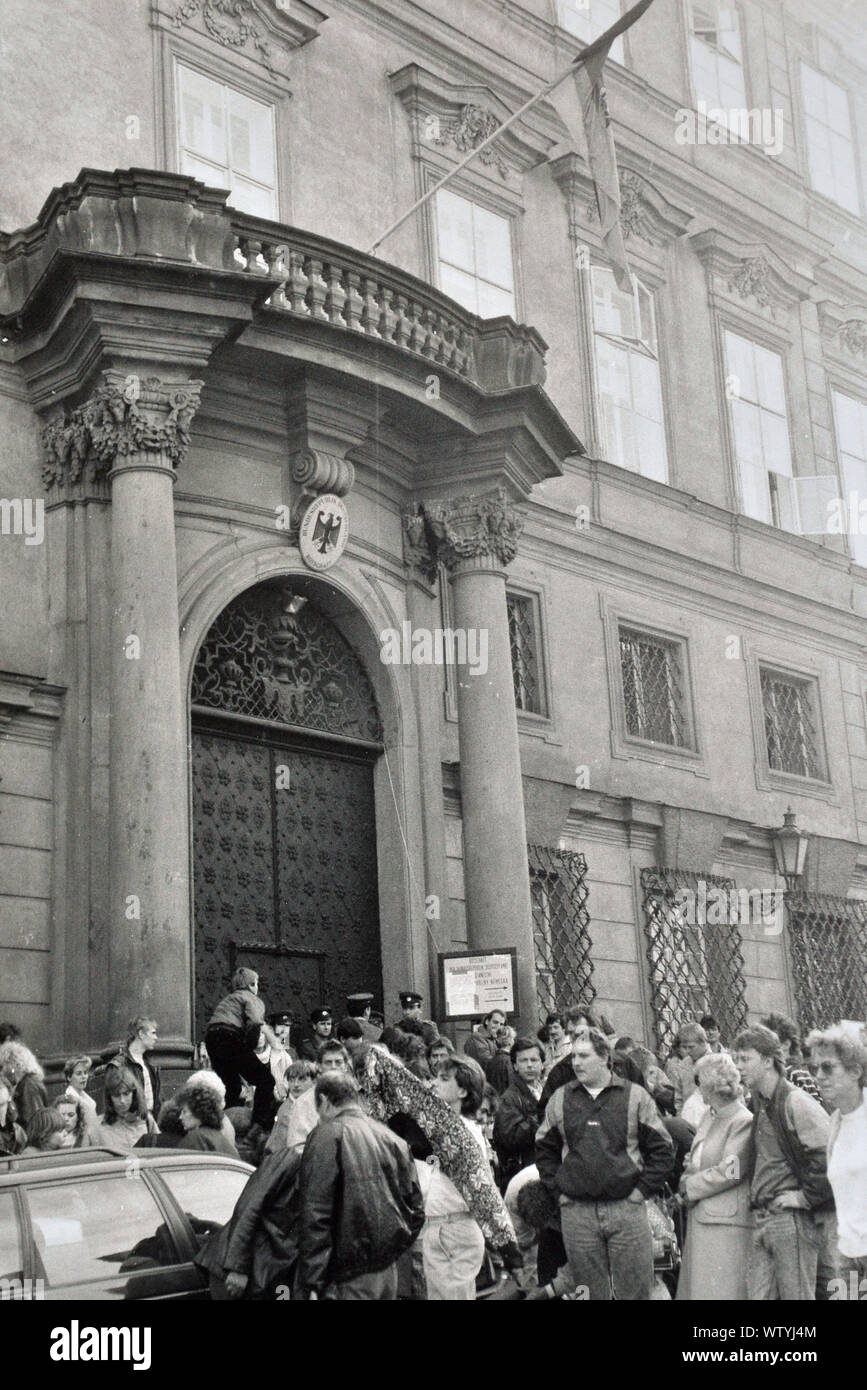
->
[205,1026,276,1128]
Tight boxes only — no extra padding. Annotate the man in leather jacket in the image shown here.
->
[295,1071,425,1300]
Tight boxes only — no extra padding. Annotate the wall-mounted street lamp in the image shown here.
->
[772,807,809,890]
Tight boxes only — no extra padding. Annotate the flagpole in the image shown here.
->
[367,0,654,256]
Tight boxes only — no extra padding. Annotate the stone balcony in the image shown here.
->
[0,168,550,399]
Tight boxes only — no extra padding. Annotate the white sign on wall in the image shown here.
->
[298,493,348,571]
[438,949,518,1021]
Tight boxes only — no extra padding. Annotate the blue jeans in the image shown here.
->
[747,1209,821,1301]
[559,1196,653,1301]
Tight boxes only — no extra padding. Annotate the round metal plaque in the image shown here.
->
[298,493,349,571]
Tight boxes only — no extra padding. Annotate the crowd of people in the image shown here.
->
[0,984,864,1303]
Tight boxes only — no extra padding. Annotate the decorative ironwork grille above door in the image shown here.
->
[190,583,384,1041]
[785,893,867,1033]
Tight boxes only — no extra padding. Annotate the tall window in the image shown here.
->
[592,267,667,481]
[724,331,796,530]
[506,592,544,714]
[760,667,823,780]
[619,627,691,748]
[557,1,624,63]
[176,63,278,220]
[435,190,515,318]
[832,389,867,567]
[688,3,746,112]
[800,64,859,214]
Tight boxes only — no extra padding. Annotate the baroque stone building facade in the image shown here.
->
[1,0,866,1067]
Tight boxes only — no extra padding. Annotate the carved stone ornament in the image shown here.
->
[405,486,524,576]
[289,447,355,536]
[41,375,202,495]
[728,255,773,309]
[171,0,274,71]
[619,172,655,245]
[840,320,867,357]
[436,104,510,180]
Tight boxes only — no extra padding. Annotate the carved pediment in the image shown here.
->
[155,0,328,78]
[688,228,813,319]
[390,63,558,186]
[549,152,694,247]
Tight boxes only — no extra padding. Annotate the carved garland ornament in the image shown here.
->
[171,0,274,72]
[839,320,867,357]
[404,487,524,576]
[728,254,773,309]
[436,104,510,180]
[618,173,655,245]
[41,376,202,491]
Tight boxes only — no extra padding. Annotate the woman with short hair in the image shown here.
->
[676,1053,752,1301]
[62,1055,100,1140]
[806,1022,867,1293]
[96,1066,158,1151]
[0,1041,48,1130]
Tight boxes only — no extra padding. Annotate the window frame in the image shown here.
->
[745,645,834,799]
[428,177,522,322]
[685,0,749,119]
[505,585,550,722]
[601,599,708,776]
[156,27,293,224]
[555,0,627,66]
[722,325,798,533]
[174,59,280,222]
[798,61,861,218]
[589,264,671,484]
[830,385,867,570]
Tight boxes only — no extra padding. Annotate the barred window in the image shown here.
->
[506,592,543,715]
[640,868,748,1057]
[760,668,823,780]
[529,845,595,1020]
[619,627,691,748]
[786,894,867,1033]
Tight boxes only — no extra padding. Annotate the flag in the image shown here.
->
[550,0,654,293]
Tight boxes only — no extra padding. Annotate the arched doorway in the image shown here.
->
[189,579,384,1041]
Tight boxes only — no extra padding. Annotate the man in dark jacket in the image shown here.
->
[493,1036,544,1187]
[196,1147,303,1300]
[296,1071,425,1300]
[733,1025,832,1301]
[104,1017,161,1118]
[535,1028,673,1300]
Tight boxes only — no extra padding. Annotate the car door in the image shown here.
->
[150,1162,252,1271]
[20,1170,202,1300]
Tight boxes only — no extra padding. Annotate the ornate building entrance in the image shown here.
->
[189,581,384,1040]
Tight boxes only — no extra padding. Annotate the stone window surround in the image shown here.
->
[599,595,708,777]
[440,567,558,743]
[420,168,525,328]
[154,22,295,225]
[743,642,836,802]
[798,61,860,217]
[721,323,796,533]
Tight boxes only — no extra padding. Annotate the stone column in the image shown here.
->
[419,488,537,1031]
[48,373,202,1050]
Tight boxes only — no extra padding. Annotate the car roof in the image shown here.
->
[0,1147,253,1183]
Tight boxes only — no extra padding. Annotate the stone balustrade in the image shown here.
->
[0,169,548,396]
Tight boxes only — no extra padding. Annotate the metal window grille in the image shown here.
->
[528,845,595,1018]
[619,628,689,748]
[760,669,821,779]
[640,868,748,1056]
[785,893,867,1033]
[507,593,542,714]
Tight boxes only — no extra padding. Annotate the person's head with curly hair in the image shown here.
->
[52,1094,87,1147]
[175,1082,224,1133]
[0,1040,44,1085]
[389,1030,431,1079]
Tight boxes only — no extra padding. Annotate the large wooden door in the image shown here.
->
[192,725,382,1041]
[189,581,385,1042]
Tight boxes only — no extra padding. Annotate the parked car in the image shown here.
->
[0,1146,253,1300]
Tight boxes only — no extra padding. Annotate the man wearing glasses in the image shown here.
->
[733,1024,832,1301]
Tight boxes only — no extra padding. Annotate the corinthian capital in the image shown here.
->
[407,486,523,575]
[42,373,203,499]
